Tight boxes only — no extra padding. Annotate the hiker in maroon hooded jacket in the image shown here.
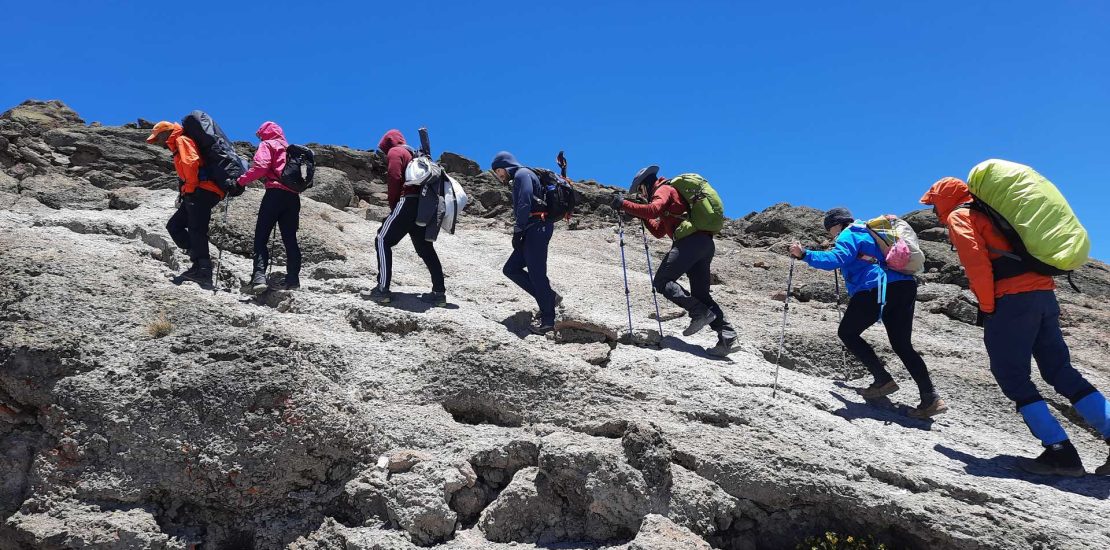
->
[366,129,446,306]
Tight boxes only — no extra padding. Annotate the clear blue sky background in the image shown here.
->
[4,1,1108,258]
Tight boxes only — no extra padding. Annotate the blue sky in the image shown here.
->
[4,1,1108,258]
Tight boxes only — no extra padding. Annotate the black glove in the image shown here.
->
[224,181,245,198]
[975,309,993,327]
[512,232,524,251]
[610,192,625,211]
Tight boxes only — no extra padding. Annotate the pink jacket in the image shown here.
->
[238,121,295,193]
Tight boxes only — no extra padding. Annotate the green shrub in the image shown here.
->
[797,531,888,550]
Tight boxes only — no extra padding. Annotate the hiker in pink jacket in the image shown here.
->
[237,121,302,292]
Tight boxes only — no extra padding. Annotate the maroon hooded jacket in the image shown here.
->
[378,129,414,209]
[621,178,687,239]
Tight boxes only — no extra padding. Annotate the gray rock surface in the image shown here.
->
[2,99,1109,550]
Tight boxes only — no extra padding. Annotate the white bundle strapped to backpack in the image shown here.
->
[405,156,467,235]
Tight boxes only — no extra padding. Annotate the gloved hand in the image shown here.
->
[512,232,524,251]
[609,192,625,211]
[975,309,993,327]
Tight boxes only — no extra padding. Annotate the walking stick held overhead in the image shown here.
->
[418,127,431,157]
[772,257,797,398]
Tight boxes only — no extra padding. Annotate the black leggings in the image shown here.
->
[167,189,221,262]
[839,279,936,398]
[253,188,301,278]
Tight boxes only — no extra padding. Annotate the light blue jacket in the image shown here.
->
[803,222,914,297]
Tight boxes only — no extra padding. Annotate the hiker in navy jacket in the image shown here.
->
[491,151,558,334]
[789,207,946,418]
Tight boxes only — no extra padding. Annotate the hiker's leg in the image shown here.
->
[277,191,301,280]
[839,288,892,384]
[882,280,936,398]
[166,201,191,253]
[986,292,1068,445]
[653,237,707,316]
[501,241,534,296]
[185,190,219,262]
[252,189,281,275]
[524,221,556,325]
[375,197,416,292]
[408,226,445,293]
[1028,291,1109,437]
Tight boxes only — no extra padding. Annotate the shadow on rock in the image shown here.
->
[934,445,1110,499]
[829,390,934,431]
[661,336,731,361]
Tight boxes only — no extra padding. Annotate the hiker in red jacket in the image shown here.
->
[611,165,736,356]
[367,130,446,306]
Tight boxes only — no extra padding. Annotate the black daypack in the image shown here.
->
[958,199,1081,291]
[181,110,247,197]
[279,144,316,192]
[532,168,578,221]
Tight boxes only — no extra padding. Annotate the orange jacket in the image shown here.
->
[921,177,1053,313]
[163,124,223,198]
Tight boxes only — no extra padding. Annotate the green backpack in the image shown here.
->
[667,174,725,241]
[967,159,1089,273]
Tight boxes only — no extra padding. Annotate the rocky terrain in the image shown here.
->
[1,99,1109,550]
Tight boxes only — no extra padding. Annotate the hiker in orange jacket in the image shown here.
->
[923,176,1110,477]
[148,121,224,288]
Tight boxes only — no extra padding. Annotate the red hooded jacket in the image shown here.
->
[920,177,1055,314]
[620,178,687,239]
[379,129,414,208]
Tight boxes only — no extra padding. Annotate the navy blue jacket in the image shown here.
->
[492,151,543,234]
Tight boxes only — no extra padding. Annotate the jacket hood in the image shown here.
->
[920,177,972,221]
[490,151,522,170]
[378,129,406,153]
[256,121,286,143]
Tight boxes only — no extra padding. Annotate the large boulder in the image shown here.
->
[739,203,825,247]
[302,166,355,209]
[439,152,481,177]
[18,173,108,210]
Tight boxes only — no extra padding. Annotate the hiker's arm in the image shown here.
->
[803,232,858,270]
[644,217,667,238]
[948,212,996,313]
[622,188,669,220]
[385,148,406,208]
[174,138,202,185]
[238,143,273,185]
[512,171,534,233]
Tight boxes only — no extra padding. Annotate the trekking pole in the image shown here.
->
[639,220,664,336]
[834,269,847,373]
[616,213,635,338]
[772,257,797,398]
[267,226,277,277]
[213,197,230,294]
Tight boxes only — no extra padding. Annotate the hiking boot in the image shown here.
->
[420,291,447,307]
[181,260,213,289]
[277,275,300,291]
[247,272,269,294]
[707,337,737,358]
[529,321,555,335]
[682,310,717,336]
[1096,441,1110,476]
[858,380,899,400]
[553,291,564,308]
[908,396,949,419]
[366,288,392,304]
[1018,440,1086,477]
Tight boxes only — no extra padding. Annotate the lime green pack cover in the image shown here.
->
[967,159,1089,271]
[668,173,725,241]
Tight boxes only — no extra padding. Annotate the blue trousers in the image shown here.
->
[503,221,556,325]
[985,290,1109,445]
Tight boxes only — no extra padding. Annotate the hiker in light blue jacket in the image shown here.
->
[790,207,946,418]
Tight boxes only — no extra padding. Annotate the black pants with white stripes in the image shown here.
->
[375,195,445,293]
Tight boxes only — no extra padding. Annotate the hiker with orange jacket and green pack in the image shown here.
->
[612,165,736,356]
[922,160,1108,477]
